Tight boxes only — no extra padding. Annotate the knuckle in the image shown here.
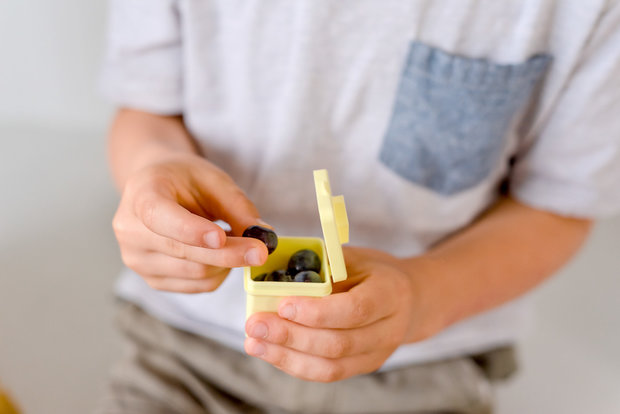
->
[274,350,291,371]
[179,220,199,244]
[412,322,437,343]
[183,262,207,279]
[144,277,165,291]
[219,250,243,268]
[303,305,326,327]
[389,333,403,349]
[319,362,343,383]
[352,296,373,325]
[275,324,291,346]
[217,170,238,189]
[112,213,131,239]
[120,251,139,269]
[199,277,222,292]
[111,214,123,234]
[371,357,386,373]
[229,187,256,214]
[166,237,187,259]
[326,336,351,358]
[137,197,158,230]
[179,285,205,294]
[121,175,140,197]
[230,188,249,206]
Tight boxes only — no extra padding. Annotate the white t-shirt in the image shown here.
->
[101,0,620,369]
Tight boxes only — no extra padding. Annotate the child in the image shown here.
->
[98,1,620,413]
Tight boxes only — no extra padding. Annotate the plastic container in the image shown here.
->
[243,169,349,319]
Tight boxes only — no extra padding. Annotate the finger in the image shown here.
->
[277,273,397,329]
[244,338,385,382]
[191,169,265,236]
[142,272,229,293]
[123,252,231,280]
[118,216,270,268]
[246,313,392,359]
[133,192,227,249]
[330,247,391,293]
[146,235,269,267]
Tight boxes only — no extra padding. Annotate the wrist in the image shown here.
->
[108,109,200,190]
[400,255,452,343]
[133,140,197,171]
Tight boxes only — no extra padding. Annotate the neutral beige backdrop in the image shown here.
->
[1,1,619,413]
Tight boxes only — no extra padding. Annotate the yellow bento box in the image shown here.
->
[243,169,349,319]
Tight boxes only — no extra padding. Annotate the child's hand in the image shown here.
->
[112,153,269,293]
[244,247,430,382]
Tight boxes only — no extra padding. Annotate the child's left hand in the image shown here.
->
[244,247,432,382]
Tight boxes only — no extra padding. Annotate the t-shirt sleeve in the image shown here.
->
[510,5,620,219]
[99,0,182,114]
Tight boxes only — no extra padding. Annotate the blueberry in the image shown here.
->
[280,273,293,282]
[265,269,291,282]
[252,273,267,281]
[293,270,322,283]
[287,249,321,275]
[242,225,278,254]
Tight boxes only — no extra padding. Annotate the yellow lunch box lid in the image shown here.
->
[313,169,349,283]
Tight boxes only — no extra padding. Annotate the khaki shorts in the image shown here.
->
[96,302,516,414]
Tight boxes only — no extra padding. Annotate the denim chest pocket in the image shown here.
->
[380,42,551,196]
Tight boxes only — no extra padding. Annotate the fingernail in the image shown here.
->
[204,231,221,249]
[280,304,296,320]
[256,219,274,230]
[249,341,266,357]
[249,322,268,339]
[245,248,262,266]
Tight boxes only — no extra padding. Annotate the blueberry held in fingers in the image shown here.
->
[293,270,322,283]
[287,249,321,275]
[242,225,278,254]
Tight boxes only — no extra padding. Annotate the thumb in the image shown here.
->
[195,167,269,236]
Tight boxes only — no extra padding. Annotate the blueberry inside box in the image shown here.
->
[243,169,349,320]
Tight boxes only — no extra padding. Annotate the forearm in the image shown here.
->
[107,108,200,190]
[403,196,592,342]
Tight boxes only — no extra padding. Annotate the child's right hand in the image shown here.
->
[112,153,269,293]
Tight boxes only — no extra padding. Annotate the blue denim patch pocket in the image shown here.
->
[380,42,551,196]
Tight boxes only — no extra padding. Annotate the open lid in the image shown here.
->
[314,169,349,283]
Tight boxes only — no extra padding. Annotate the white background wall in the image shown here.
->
[1,1,619,413]
[0,0,112,130]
